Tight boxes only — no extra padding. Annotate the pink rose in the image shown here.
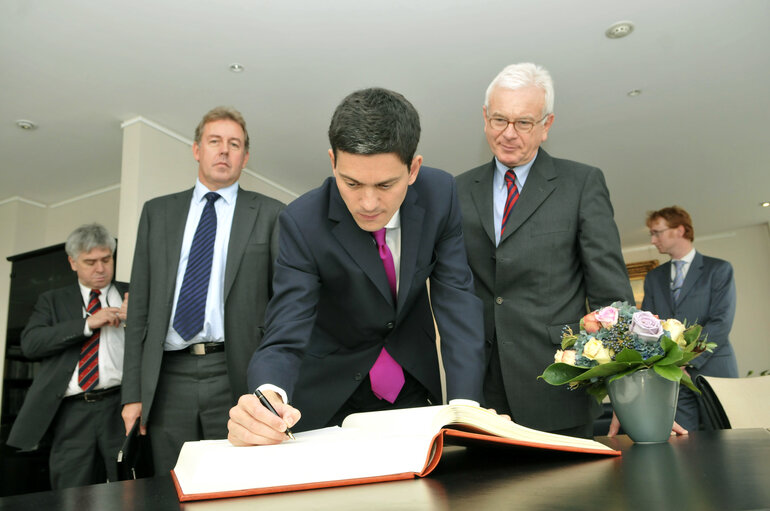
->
[594,307,619,329]
[629,311,664,342]
[554,349,577,366]
[581,311,601,334]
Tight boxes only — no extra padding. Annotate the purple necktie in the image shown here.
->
[369,228,405,403]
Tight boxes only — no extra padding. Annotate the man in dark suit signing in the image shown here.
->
[121,107,283,473]
[227,88,486,445]
[7,223,128,488]
[642,205,739,431]
[456,63,635,438]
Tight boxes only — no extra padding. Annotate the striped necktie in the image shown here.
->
[78,289,101,391]
[672,260,685,303]
[173,192,220,341]
[500,169,519,236]
[369,228,405,403]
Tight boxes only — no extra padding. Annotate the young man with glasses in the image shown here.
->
[456,63,635,438]
[642,205,739,431]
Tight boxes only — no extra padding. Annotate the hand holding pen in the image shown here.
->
[227,389,301,446]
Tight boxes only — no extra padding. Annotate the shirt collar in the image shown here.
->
[674,248,696,265]
[384,210,401,230]
[494,150,538,186]
[194,179,239,205]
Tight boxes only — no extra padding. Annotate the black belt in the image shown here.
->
[167,342,225,356]
[66,386,121,403]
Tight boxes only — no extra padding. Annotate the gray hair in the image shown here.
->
[65,223,116,259]
[194,106,250,151]
[484,63,555,117]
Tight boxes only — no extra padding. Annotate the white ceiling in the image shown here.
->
[2,0,768,247]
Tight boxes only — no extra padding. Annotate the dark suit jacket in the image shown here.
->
[121,187,283,424]
[642,251,738,375]
[8,281,129,450]
[247,167,485,431]
[457,150,634,432]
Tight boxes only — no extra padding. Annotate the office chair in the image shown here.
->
[695,374,770,429]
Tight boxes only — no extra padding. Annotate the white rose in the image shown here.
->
[660,319,687,348]
[582,338,612,364]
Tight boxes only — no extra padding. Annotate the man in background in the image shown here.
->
[456,63,635,438]
[121,106,284,473]
[643,205,739,431]
[227,87,486,445]
[7,223,128,488]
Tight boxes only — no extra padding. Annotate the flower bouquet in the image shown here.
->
[539,301,715,403]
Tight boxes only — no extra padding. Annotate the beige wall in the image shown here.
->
[623,222,770,377]
[0,118,298,413]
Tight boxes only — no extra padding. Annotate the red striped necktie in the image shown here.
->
[500,169,519,236]
[78,289,101,391]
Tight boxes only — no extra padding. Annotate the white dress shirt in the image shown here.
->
[164,179,238,350]
[64,282,125,396]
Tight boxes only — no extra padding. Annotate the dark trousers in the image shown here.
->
[483,341,594,439]
[149,350,232,475]
[49,389,124,489]
[326,371,437,427]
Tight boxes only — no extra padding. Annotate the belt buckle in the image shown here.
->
[190,343,206,356]
[83,392,97,403]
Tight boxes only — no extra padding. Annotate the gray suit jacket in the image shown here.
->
[8,281,129,450]
[248,168,485,431]
[642,251,738,375]
[457,150,634,431]
[121,187,283,424]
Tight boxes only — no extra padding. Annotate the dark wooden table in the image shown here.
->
[1,429,768,510]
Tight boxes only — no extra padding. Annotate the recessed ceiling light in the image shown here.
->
[627,89,642,97]
[761,201,770,208]
[15,119,38,130]
[605,21,635,39]
[229,63,244,73]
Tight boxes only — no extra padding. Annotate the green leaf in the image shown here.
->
[561,335,577,350]
[680,371,700,394]
[614,348,643,363]
[683,324,702,344]
[569,361,635,382]
[586,384,608,404]
[657,337,684,366]
[653,364,684,382]
[538,363,588,385]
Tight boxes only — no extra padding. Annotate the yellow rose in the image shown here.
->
[660,318,686,348]
[582,338,613,364]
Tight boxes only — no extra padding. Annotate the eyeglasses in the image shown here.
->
[487,114,550,133]
[649,228,674,237]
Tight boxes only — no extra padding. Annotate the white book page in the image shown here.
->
[174,426,436,496]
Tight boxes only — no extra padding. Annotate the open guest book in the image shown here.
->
[171,403,620,501]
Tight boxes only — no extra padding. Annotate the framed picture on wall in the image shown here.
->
[626,260,659,308]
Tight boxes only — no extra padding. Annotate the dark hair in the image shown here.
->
[646,206,694,241]
[65,223,116,259]
[194,106,249,151]
[328,88,421,166]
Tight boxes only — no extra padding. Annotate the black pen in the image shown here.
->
[254,389,296,440]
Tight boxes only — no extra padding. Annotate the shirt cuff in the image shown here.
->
[448,398,480,407]
[257,384,288,405]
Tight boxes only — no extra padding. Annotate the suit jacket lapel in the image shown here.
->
[468,161,496,244]
[396,186,424,315]
[500,150,557,243]
[658,261,675,311]
[165,189,193,304]
[328,185,395,307]
[224,188,260,300]
[678,251,703,305]
[64,285,86,320]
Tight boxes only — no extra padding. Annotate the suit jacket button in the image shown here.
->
[495,297,504,305]
[354,372,363,381]
[385,321,395,329]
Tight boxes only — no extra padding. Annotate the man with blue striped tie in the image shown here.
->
[121,107,284,474]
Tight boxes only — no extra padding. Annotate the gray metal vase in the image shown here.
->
[607,368,680,443]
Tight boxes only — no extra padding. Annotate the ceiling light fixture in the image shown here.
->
[605,21,635,39]
[229,63,244,73]
[16,119,38,130]
[761,201,770,208]
[627,89,642,97]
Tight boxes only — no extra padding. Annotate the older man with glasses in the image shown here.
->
[456,62,635,438]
